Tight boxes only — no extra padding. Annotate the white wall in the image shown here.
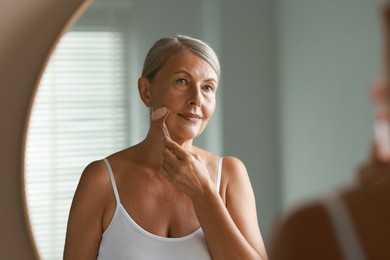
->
[220,0,279,241]
[278,0,382,209]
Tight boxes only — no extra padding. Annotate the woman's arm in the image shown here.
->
[161,138,268,260]
[63,160,109,260]
[193,156,267,260]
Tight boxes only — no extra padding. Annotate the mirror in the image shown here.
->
[24,0,230,258]
[0,0,90,259]
[0,0,381,259]
[24,1,135,258]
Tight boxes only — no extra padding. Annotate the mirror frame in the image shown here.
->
[0,0,91,258]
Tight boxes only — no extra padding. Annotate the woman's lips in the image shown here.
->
[178,113,202,123]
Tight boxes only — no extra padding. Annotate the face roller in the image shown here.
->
[151,107,171,138]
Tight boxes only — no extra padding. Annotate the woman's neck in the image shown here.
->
[136,126,194,167]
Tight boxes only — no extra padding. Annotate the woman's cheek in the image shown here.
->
[205,100,216,118]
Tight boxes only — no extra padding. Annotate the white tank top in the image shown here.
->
[97,157,224,260]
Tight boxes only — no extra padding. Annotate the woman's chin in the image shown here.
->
[170,130,201,142]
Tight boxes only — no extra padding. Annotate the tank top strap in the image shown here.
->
[216,157,223,192]
[103,158,121,204]
[322,196,366,260]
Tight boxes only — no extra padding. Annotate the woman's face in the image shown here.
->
[148,51,219,141]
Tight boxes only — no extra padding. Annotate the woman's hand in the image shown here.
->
[161,138,267,259]
[160,137,214,199]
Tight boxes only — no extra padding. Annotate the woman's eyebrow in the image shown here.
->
[173,70,218,84]
[204,78,217,84]
[173,69,192,77]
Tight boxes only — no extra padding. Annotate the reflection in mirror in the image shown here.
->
[24,1,134,258]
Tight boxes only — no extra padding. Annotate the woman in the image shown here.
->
[269,144,390,260]
[63,35,267,259]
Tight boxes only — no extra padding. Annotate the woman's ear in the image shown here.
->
[138,76,152,107]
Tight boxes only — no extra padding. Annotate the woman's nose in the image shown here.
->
[188,85,202,107]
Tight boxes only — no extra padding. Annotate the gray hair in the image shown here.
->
[141,35,221,81]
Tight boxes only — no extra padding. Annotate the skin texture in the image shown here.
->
[63,51,268,259]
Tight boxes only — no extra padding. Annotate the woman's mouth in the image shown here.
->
[178,113,202,123]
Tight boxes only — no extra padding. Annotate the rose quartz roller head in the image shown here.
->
[151,107,170,138]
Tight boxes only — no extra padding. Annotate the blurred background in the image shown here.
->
[15,0,383,259]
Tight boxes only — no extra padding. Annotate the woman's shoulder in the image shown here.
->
[269,198,342,259]
[76,159,112,198]
[221,156,246,169]
[220,156,248,183]
[192,147,248,182]
[82,159,109,180]
[66,159,114,225]
[213,155,251,199]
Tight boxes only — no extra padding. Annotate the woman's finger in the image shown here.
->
[162,147,178,166]
[161,159,174,178]
[163,137,189,159]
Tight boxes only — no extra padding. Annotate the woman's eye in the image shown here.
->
[203,85,214,92]
[176,78,187,85]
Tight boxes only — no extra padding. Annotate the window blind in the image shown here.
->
[25,2,132,259]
